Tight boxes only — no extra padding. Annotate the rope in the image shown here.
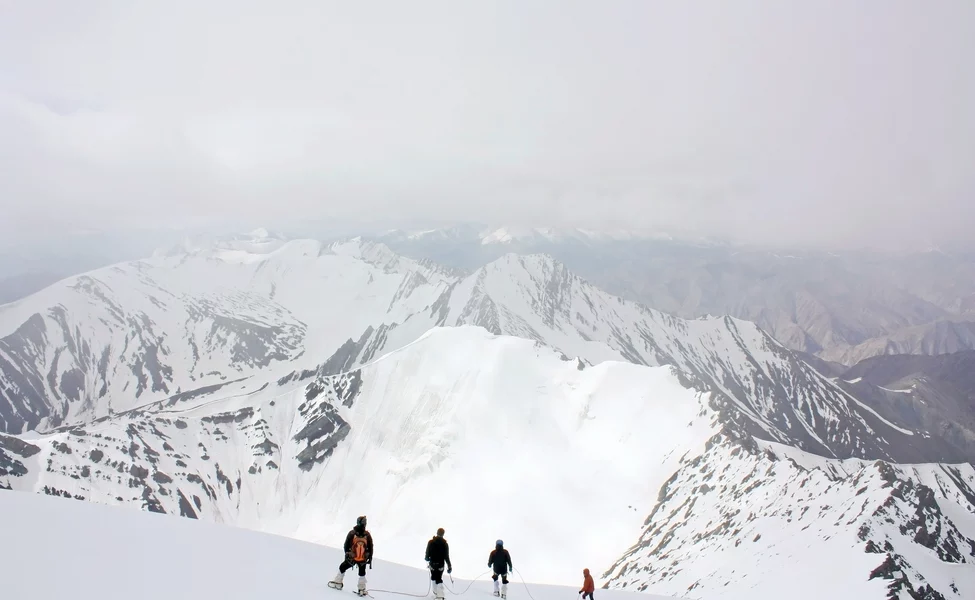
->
[367,580,432,598]
[512,568,539,600]
[445,570,490,595]
[341,567,536,600]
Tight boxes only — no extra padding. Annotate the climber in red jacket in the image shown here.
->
[579,568,595,600]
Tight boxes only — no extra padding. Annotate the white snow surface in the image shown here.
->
[0,489,675,600]
[3,236,975,600]
[606,438,975,600]
[0,237,922,464]
[1,327,718,586]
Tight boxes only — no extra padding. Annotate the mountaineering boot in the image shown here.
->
[357,576,368,596]
[501,582,507,599]
[435,582,446,600]
[328,571,345,590]
[493,579,500,596]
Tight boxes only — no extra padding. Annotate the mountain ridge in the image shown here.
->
[3,236,975,598]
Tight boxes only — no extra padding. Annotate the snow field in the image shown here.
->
[280,327,719,585]
[0,489,677,600]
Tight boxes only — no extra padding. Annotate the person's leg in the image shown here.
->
[433,566,445,599]
[357,561,368,593]
[331,559,352,585]
[501,573,508,597]
[492,573,500,595]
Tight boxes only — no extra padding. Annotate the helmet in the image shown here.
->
[357,515,367,527]
[496,539,503,546]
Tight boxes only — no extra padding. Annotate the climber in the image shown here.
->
[579,568,595,600]
[329,516,374,596]
[425,527,453,599]
[487,539,512,598]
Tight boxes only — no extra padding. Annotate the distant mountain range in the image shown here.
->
[2,229,975,598]
[367,224,975,365]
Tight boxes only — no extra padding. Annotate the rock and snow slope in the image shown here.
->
[0,236,454,433]
[604,439,975,600]
[2,235,968,464]
[3,235,975,599]
[0,489,674,600]
[0,327,717,586]
[3,327,975,598]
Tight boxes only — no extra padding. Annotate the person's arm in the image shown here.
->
[488,550,494,568]
[425,540,432,562]
[445,541,452,571]
[344,530,353,553]
[506,550,512,571]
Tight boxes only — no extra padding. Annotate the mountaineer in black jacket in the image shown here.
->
[488,540,512,598]
[425,528,452,599]
[329,516,374,595]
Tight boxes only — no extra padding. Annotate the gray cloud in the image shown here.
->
[1,1,973,250]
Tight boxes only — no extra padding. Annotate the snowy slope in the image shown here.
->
[332,253,963,463]
[4,328,975,598]
[0,490,675,600]
[4,236,970,460]
[4,235,975,599]
[0,327,718,586]
[603,438,975,600]
[0,235,453,433]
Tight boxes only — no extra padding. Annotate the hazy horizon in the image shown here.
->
[2,1,973,251]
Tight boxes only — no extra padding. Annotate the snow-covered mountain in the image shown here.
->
[836,351,975,462]
[604,440,975,600]
[4,327,975,598]
[1,489,675,600]
[5,235,965,462]
[0,235,455,433]
[376,224,663,247]
[1,327,716,585]
[373,225,975,364]
[3,234,975,598]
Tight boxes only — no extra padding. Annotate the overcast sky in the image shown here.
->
[2,1,973,250]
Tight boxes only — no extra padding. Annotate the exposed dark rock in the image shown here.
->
[152,471,173,484]
[0,434,40,477]
[178,490,198,518]
[129,465,149,479]
[201,407,254,425]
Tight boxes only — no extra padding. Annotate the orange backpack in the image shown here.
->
[351,533,368,562]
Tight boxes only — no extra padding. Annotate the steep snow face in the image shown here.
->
[0,327,718,586]
[3,237,970,466]
[0,239,453,433]
[331,253,953,463]
[4,328,975,599]
[0,490,676,600]
[603,439,975,600]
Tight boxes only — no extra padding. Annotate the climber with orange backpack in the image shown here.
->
[329,516,374,596]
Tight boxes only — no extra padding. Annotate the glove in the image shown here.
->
[448,567,452,574]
